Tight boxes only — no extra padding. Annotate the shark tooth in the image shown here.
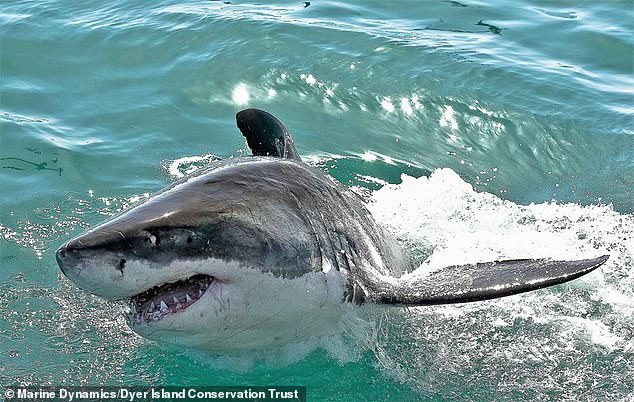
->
[173,296,179,305]
[185,294,192,303]
[160,301,168,311]
[148,302,155,313]
[176,303,182,309]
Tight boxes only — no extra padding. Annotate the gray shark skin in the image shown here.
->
[56,108,609,352]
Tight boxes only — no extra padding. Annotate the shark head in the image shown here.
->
[56,158,348,352]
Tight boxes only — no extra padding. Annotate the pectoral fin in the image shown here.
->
[372,255,608,305]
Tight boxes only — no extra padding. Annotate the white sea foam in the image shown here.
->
[365,168,633,397]
[164,154,221,178]
[368,168,630,271]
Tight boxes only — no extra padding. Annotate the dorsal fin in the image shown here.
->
[236,109,301,161]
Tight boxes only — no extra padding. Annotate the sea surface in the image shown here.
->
[1,0,633,401]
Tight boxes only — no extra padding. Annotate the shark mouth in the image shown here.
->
[129,274,215,324]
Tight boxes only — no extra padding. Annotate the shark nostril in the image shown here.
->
[118,258,126,273]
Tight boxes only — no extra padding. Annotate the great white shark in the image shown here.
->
[56,109,609,352]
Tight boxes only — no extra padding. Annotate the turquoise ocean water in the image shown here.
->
[1,0,633,400]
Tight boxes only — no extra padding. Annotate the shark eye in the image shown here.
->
[186,236,193,244]
[148,233,160,246]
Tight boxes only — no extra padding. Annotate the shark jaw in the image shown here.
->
[128,274,220,325]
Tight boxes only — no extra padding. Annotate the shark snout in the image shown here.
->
[56,244,66,274]
[56,222,135,279]
[55,235,139,300]
[56,239,85,279]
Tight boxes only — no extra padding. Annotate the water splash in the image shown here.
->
[161,154,222,178]
[365,168,633,400]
